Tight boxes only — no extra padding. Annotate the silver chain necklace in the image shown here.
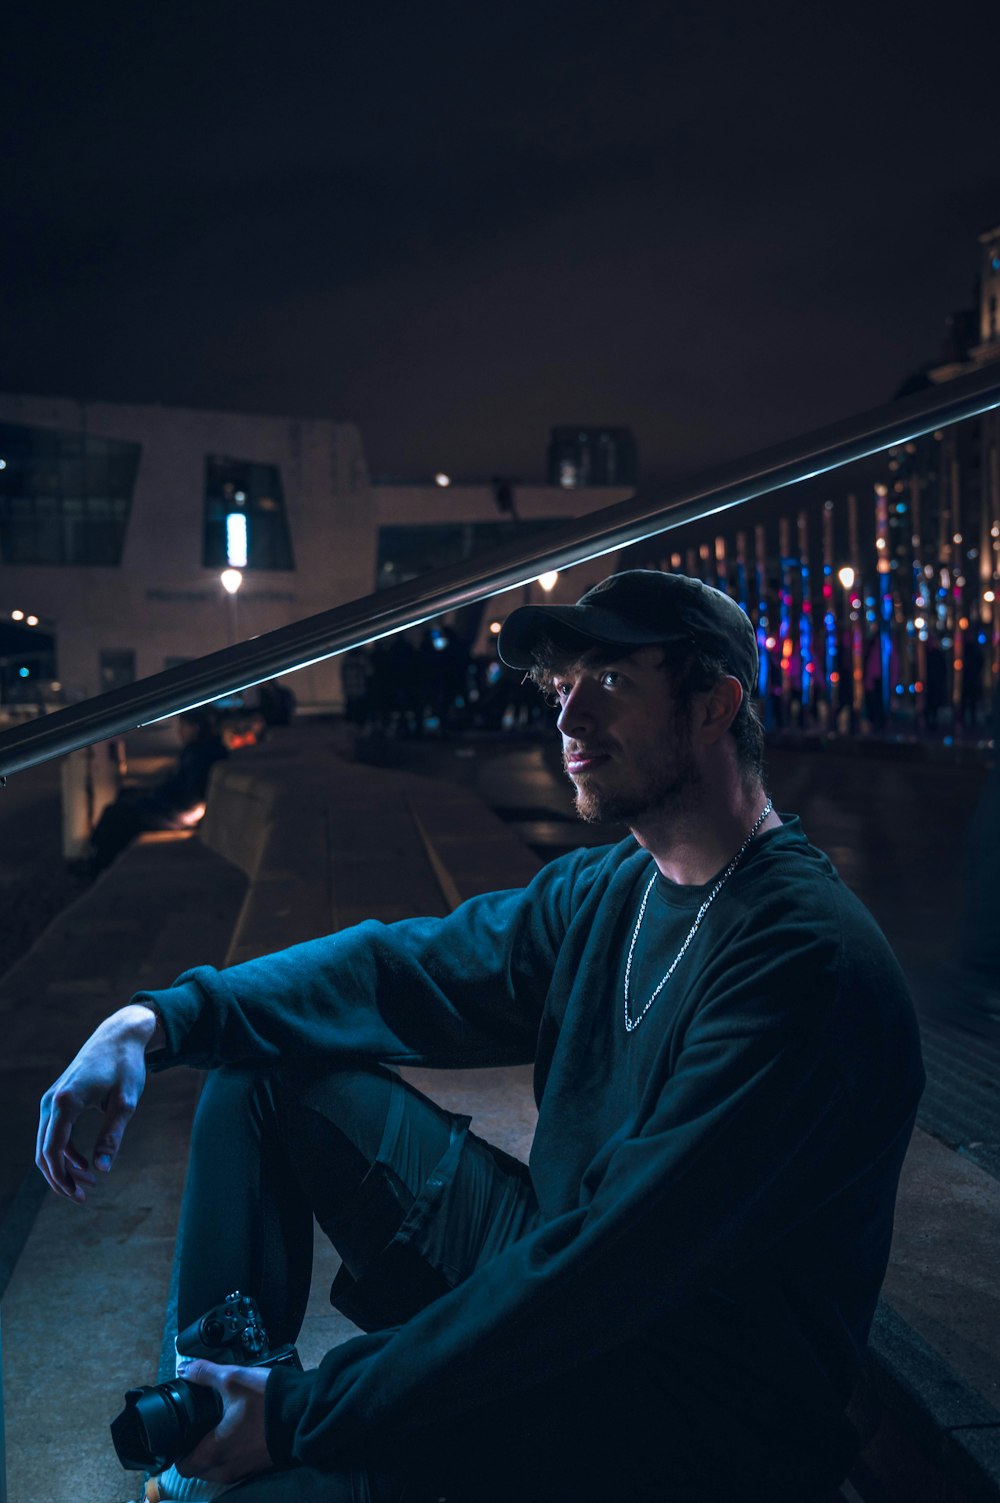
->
[624,799,773,1033]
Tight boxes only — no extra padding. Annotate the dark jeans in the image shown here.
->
[177,1064,539,1501]
[176,1068,850,1503]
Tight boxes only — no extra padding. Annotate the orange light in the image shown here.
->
[959,617,969,630]
[954,660,962,671]
[914,681,924,693]
[830,671,840,684]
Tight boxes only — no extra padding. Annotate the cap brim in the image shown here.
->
[497,604,684,670]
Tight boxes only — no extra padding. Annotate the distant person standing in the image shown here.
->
[259,680,296,728]
[960,626,984,730]
[340,648,372,729]
[924,633,947,730]
[862,631,884,730]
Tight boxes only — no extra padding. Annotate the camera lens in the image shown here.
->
[110,1379,223,1471]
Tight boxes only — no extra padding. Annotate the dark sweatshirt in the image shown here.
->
[139,815,923,1494]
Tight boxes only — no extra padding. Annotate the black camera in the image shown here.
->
[111,1291,301,1474]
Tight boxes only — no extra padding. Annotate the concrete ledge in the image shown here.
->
[0,836,249,1499]
[853,1302,1000,1502]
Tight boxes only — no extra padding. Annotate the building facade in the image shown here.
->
[0,393,633,708]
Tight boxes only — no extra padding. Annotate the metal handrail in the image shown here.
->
[2,361,1000,780]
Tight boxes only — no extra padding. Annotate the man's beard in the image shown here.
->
[566,740,701,827]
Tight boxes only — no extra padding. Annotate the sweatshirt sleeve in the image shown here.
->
[264,912,909,1469]
[134,850,599,1072]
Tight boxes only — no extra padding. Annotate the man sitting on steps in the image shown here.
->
[37,570,924,1503]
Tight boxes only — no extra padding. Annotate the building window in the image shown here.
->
[547,427,638,488]
[99,649,136,690]
[0,618,57,701]
[376,519,566,589]
[203,456,294,571]
[0,423,140,566]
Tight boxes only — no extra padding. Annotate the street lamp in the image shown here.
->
[220,569,243,644]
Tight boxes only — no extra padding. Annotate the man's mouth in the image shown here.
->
[564,748,612,775]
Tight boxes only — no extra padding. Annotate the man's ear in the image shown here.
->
[695,676,743,746]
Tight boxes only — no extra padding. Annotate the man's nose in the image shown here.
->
[556,682,598,737]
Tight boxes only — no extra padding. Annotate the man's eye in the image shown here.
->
[601,671,622,688]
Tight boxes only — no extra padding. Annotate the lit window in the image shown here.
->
[226,512,249,568]
[203,457,294,571]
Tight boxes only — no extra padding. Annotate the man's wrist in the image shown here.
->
[113,1002,165,1052]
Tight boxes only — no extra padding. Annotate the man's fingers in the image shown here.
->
[92,1099,136,1172]
[35,1009,151,1200]
[37,1092,81,1198]
[181,1358,225,1387]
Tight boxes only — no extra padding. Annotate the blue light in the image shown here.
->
[226,512,249,568]
[18,666,29,678]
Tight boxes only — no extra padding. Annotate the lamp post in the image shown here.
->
[220,568,243,645]
[836,567,857,733]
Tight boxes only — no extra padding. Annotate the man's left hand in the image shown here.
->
[174,1359,273,1483]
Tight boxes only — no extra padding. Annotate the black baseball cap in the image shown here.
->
[497,569,759,694]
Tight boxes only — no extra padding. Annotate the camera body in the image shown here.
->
[176,1289,300,1369]
[111,1291,301,1474]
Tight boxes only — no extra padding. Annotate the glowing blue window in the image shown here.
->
[226,512,249,568]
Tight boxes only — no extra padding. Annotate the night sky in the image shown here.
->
[3,1,998,487]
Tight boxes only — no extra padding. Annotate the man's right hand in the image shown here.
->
[35,1004,160,1202]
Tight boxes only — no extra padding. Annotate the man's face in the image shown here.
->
[551,645,699,825]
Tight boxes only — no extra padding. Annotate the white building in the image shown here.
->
[0,393,634,707]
